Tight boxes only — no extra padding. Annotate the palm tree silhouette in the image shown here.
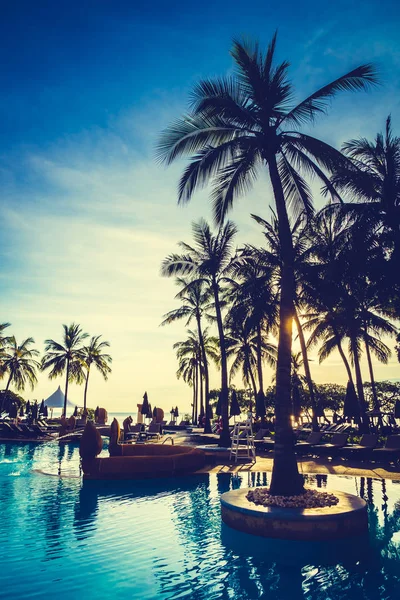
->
[81,335,112,413]
[162,219,238,445]
[161,277,214,432]
[157,34,376,494]
[332,116,400,258]
[228,247,278,399]
[42,323,88,416]
[2,336,40,392]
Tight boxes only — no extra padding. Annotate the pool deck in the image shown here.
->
[197,454,400,480]
[188,432,400,480]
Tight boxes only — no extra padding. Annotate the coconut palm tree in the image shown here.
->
[42,323,88,416]
[161,219,238,446]
[225,316,277,398]
[0,322,11,379]
[174,331,203,423]
[331,116,400,258]
[2,336,40,392]
[161,277,214,432]
[228,248,279,397]
[157,34,376,494]
[251,213,320,430]
[81,336,112,413]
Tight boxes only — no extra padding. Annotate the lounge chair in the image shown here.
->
[295,432,323,454]
[125,423,144,440]
[146,423,162,440]
[313,433,349,457]
[340,434,378,460]
[372,435,400,463]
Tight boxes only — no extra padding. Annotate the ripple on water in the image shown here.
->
[0,442,400,599]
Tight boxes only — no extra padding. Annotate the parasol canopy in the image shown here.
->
[343,381,360,419]
[229,390,241,418]
[215,393,222,417]
[141,392,150,416]
[255,391,266,419]
[394,400,400,419]
[174,406,179,418]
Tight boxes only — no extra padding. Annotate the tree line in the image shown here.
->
[157,33,399,496]
[0,322,112,416]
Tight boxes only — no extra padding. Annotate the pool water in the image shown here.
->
[1,442,400,600]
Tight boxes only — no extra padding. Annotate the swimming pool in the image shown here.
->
[1,441,400,599]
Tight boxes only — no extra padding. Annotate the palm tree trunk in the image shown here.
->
[267,154,304,496]
[196,313,211,433]
[192,374,196,423]
[195,359,199,425]
[83,367,90,411]
[64,358,70,417]
[5,371,13,392]
[256,323,264,393]
[293,309,318,431]
[212,277,230,447]
[350,335,369,433]
[247,361,258,402]
[330,319,355,386]
[364,335,379,410]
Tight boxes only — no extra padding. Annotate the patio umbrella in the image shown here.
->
[95,406,99,420]
[153,406,158,420]
[292,385,302,421]
[26,400,31,414]
[19,405,24,417]
[206,403,213,419]
[343,381,360,419]
[394,400,400,419]
[73,405,78,417]
[9,402,18,419]
[43,405,49,418]
[229,390,241,419]
[215,393,222,417]
[174,406,179,418]
[141,392,149,417]
[39,399,45,414]
[255,391,266,419]
[32,401,39,421]
[147,403,152,420]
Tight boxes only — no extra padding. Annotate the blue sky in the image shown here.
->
[1,0,399,413]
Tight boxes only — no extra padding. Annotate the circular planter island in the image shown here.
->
[220,488,368,541]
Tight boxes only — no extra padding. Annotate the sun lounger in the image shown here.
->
[372,435,400,462]
[146,423,162,439]
[295,432,323,454]
[340,434,378,459]
[313,433,349,457]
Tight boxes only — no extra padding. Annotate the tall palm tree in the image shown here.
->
[174,331,202,423]
[157,34,376,494]
[2,336,40,392]
[0,322,11,379]
[225,316,276,398]
[228,248,279,397]
[331,116,400,259]
[161,219,238,446]
[81,336,112,412]
[42,323,88,416]
[252,213,320,430]
[161,277,214,432]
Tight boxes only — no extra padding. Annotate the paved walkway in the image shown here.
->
[198,455,400,480]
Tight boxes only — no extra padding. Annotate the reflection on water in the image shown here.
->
[1,442,400,599]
